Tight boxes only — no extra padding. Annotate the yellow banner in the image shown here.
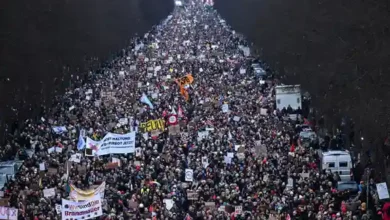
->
[69,182,105,201]
[176,74,194,87]
[139,119,165,132]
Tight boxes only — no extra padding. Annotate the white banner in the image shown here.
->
[0,207,18,220]
[62,195,102,220]
[86,132,136,156]
[69,182,106,201]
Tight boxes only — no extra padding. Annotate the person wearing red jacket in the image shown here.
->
[382,202,390,220]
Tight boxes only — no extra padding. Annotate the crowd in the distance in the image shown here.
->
[0,0,385,219]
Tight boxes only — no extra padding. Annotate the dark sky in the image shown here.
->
[0,0,172,138]
[215,0,390,175]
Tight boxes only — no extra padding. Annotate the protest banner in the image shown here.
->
[139,119,165,133]
[69,182,105,201]
[0,206,18,220]
[86,132,136,156]
[62,195,102,220]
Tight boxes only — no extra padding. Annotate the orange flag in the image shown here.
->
[180,85,189,101]
[177,74,194,87]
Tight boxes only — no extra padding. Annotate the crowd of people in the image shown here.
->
[0,0,386,219]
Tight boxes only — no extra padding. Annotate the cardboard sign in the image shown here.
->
[187,190,199,200]
[185,169,193,182]
[300,173,310,178]
[39,163,46,171]
[222,104,229,113]
[48,168,58,175]
[43,188,56,198]
[204,202,216,209]
[104,162,119,170]
[181,183,189,188]
[151,130,161,139]
[235,206,242,215]
[139,119,165,133]
[376,182,390,200]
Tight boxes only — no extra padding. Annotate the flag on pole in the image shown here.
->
[77,133,86,150]
[178,105,184,118]
[218,94,224,105]
[140,93,154,109]
[179,85,189,101]
[184,213,193,220]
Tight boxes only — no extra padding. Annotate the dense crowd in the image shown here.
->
[0,0,385,219]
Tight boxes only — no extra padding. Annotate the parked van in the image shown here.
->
[275,85,302,111]
[0,160,23,189]
[320,150,353,181]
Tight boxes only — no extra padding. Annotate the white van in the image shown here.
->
[275,85,302,111]
[320,150,353,181]
[0,160,24,189]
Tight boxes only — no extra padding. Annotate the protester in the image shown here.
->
[0,0,384,220]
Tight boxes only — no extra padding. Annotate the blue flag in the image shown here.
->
[140,93,154,109]
[77,134,86,150]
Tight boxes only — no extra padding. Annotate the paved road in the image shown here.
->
[0,0,173,140]
[215,0,390,179]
